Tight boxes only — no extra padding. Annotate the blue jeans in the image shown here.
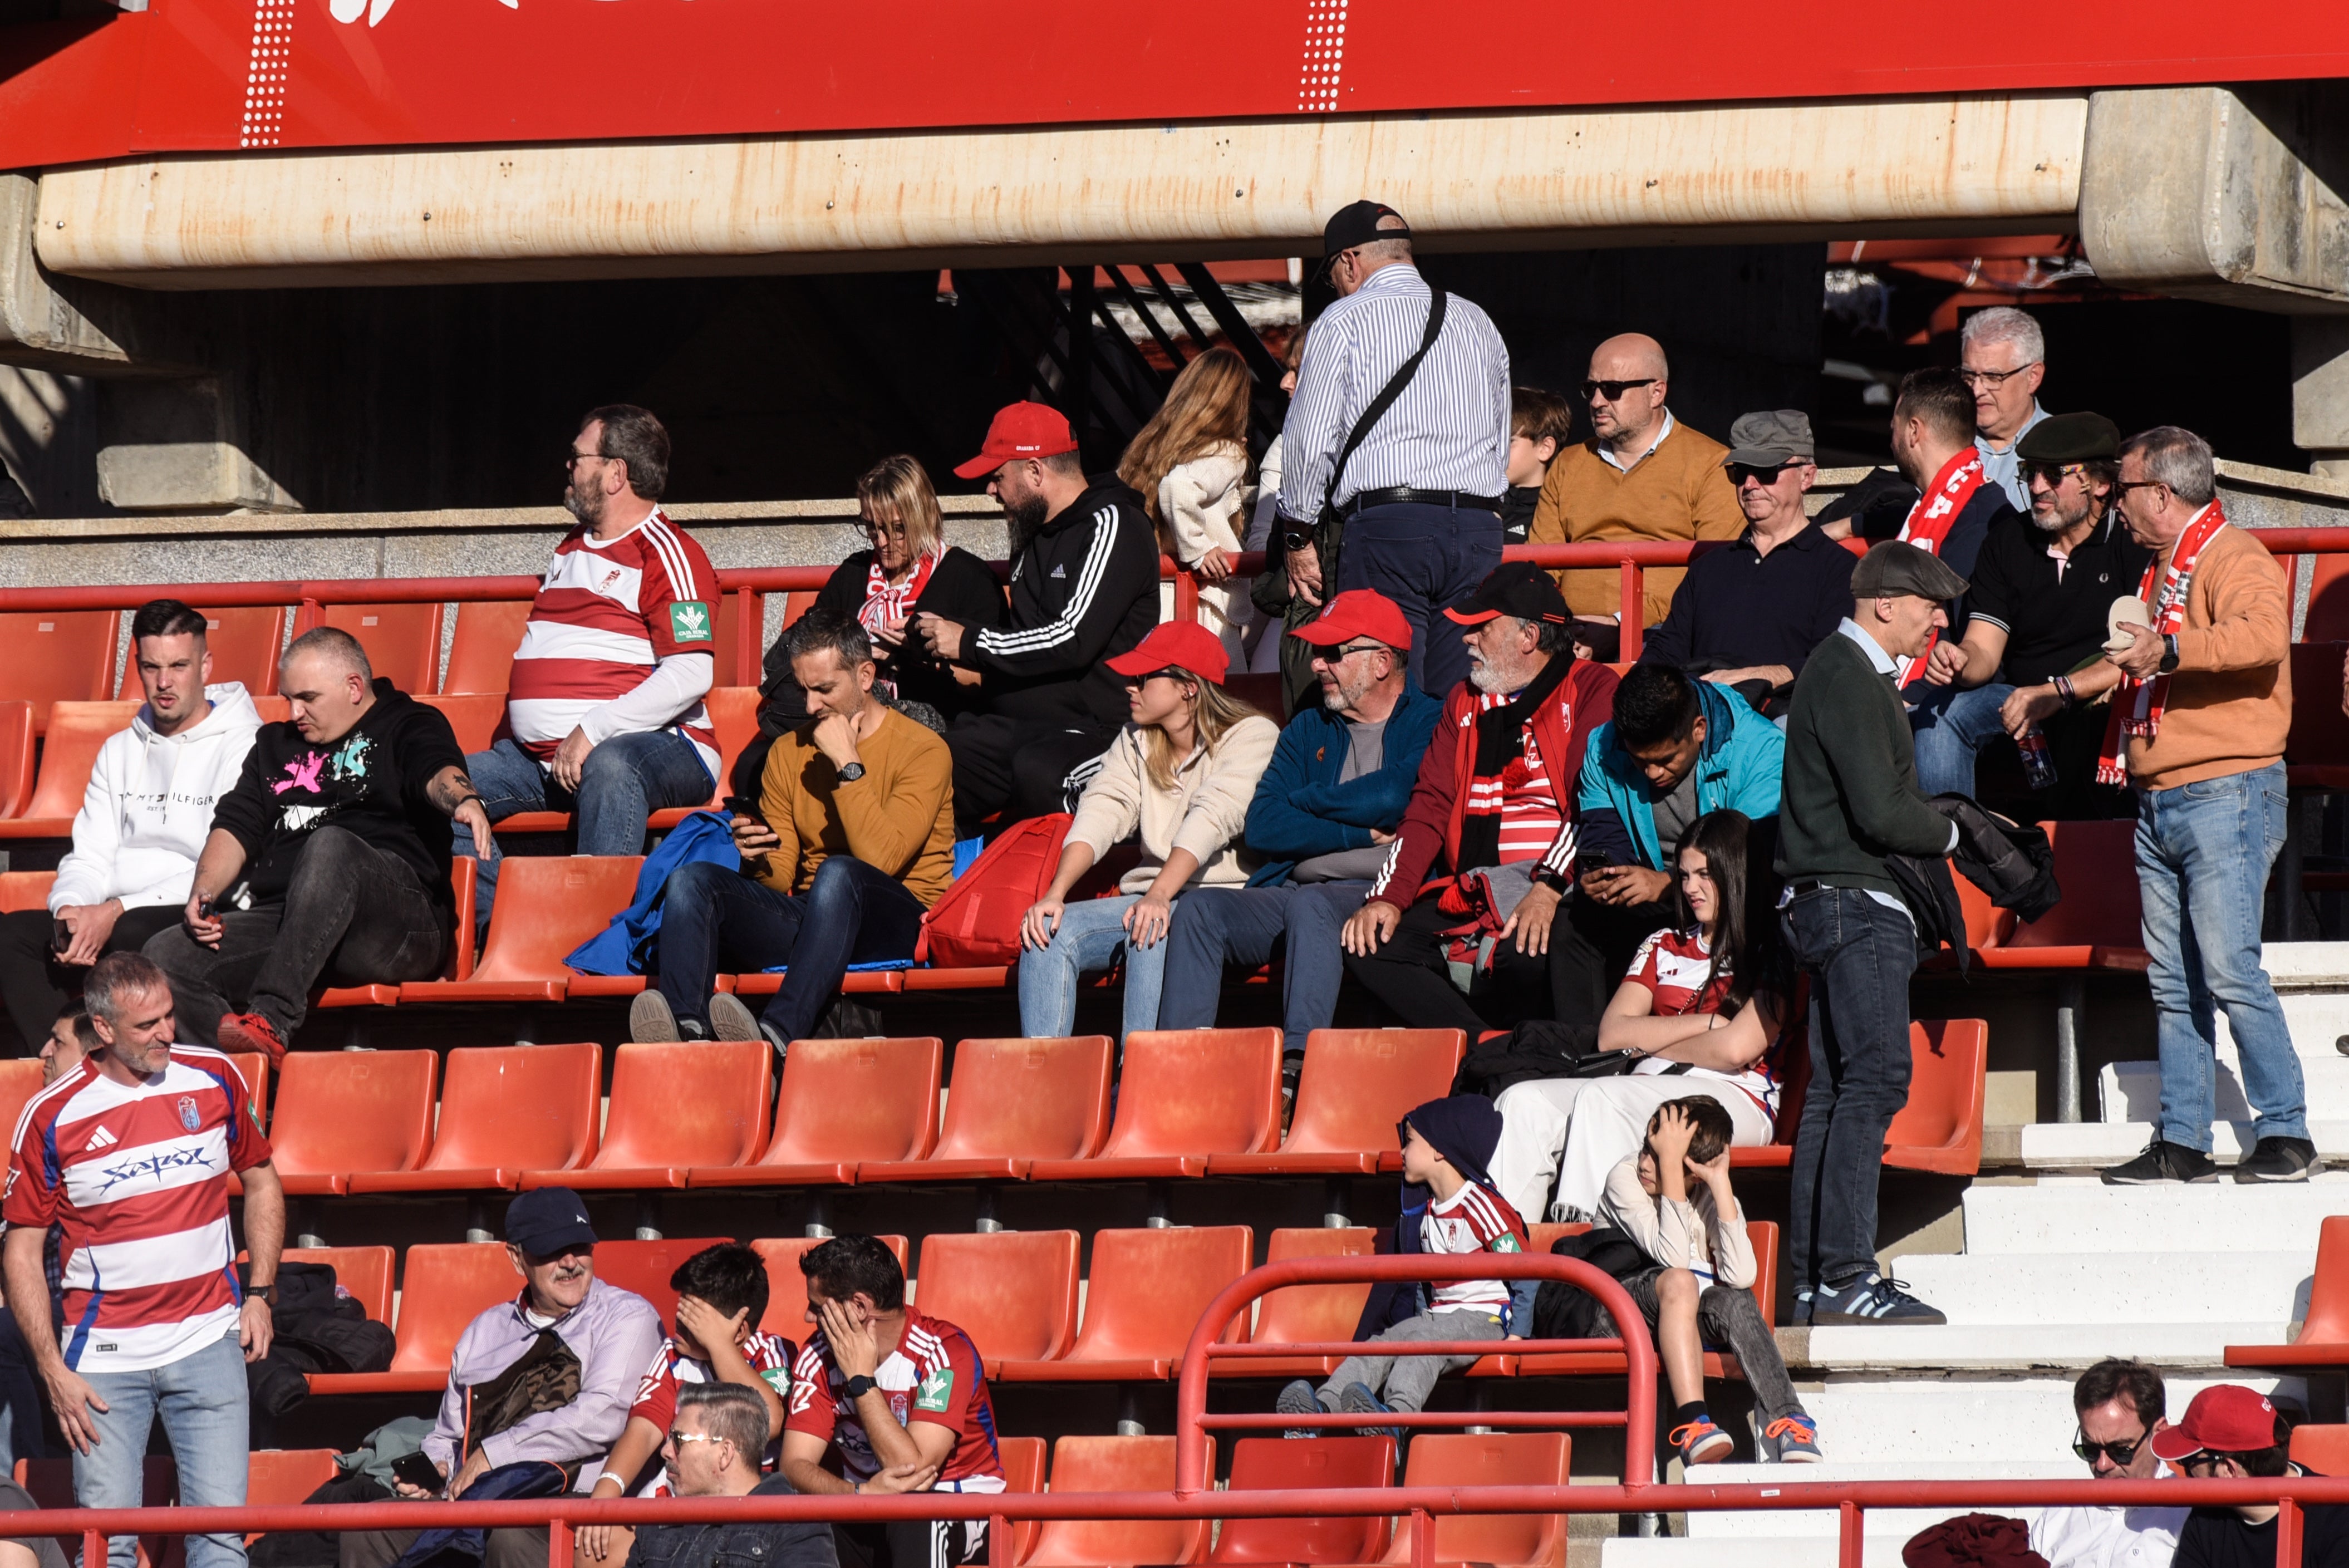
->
[453,732,715,933]
[0,1309,44,1474]
[1335,503,1504,698]
[2137,761,2306,1149]
[1017,894,1171,1045]
[1909,682,2016,798]
[655,858,925,1044]
[1156,882,1365,1058]
[77,1332,248,1568]
[1782,888,1919,1294]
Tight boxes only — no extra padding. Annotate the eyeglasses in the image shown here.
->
[1957,365,2038,388]
[2072,1428,2147,1466]
[2115,479,2167,493]
[563,450,606,470]
[1581,378,1657,402]
[1127,668,1189,685]
[2022,461,2086,488]
[862,517,911,537]
[1727,462,1798,486]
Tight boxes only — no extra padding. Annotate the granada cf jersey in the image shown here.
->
[785,1310,1003,1492]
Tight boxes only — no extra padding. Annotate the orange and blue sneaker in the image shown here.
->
[1765,1414,1822,1463]
[1670,1417,1734,1466]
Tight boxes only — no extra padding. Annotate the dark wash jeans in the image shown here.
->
[1781,886,1918,1295]
[1333,502,1503,699]
[0,905,181,1056]
[655,856,925,1043]
[142,825,444,1045]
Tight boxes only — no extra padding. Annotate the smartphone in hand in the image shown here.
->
[391,1452,445,1495]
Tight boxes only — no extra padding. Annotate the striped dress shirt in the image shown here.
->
[1275,263,1512,523]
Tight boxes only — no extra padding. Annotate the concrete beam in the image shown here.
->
[32,95,2087,289]
[94,378,300,513]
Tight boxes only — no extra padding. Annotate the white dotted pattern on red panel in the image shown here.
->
[1298,0,1347,113]
[239,0,294,149]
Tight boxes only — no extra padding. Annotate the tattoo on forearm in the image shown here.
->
[430,771,481,813]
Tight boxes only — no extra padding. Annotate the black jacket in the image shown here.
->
[759,547,1003,733]
[209,679,464,921]
[949,479,1159,728]
[622,1473,840,1568]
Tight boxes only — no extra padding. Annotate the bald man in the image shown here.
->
[1527,334,1743,654]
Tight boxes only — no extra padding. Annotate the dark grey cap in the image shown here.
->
[1851,539,1968,601]
[2014,411,2121,464]
[1723,409,1815,467]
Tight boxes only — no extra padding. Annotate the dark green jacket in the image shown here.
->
[1776,625,1954,893]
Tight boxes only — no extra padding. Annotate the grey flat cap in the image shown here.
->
[1852,539,1968,601]
[1723,410,1816,467]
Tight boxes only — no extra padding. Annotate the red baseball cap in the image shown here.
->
[954,402,1079,480]
[1290,589,1413,652]
[2150,1385,2279,1463]
[1104,621,1230,685]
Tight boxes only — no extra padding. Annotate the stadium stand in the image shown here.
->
[1207,1028,1464,1176]
[0,610,119,732]
[345,1041,602,1192]
[527,1039,771,1189]
[911,1229,1082,1372]
[994,1225,1252,1382]
[855,1034,1113,1182]
[1026,1029,1282,1180]
[1210,1437,1398,1564]
[0,699,142,838]
[263,1049,438,1195]
[322,602,445,695]
[1381,1435,1571,1568]
[687,1034,944,1187]
[1234,1228,1377,1378]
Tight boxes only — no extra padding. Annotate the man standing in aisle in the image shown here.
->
[1778,543,1964,1326]
[2097,427,2309,1186]
[1272,201,1512,699]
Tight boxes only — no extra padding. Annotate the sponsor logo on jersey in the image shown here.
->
[670,602,712,642]
[915,1366,954,1413]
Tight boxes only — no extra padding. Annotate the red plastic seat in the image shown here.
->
[1029,1029,1281,1180]
[592,1236,736,1321]
[1213,1437,1395,1564]
[217,1051,270,1127]
[912,1230,1080,1375]
[309,1242,523,1394]
[2294,1424,2349,1473]
[264,1049,438,1196]
[858,1035,1112,1183]
[690,1036,941,1188]
[1729,1020,1985,1174]
[349,1043,601,1193]
[1509,1221,1776,1381]
[0,699,141,838]
[325,602,446,695]
[1228,1227,1377,1378]
[648,686,761,828]
[752,1235,909,1340]
[525,1040,771,1191]
[19,1454,175,1567]
[443,599,533,696]
[119,607,288,700]
[417,692,507,755]
[0,871,52,913]
[0,610,117,732]
[1210,1028,1464,1176]
[0,1059,47,1146]
[1378,1434,1571,1567]
[247,1245,395,1324]
[244,1448,340,1542]
[2229,1215,2349,1370]
[401,856,643,1003]
[1974,819,2147,972]
[996,1226,1251,1382]
[0,703,33,819]
[1020,1436,1209,1568]
[999,1433,1046,1563]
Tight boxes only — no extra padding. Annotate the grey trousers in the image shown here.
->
[1320,1308,1507,1413]
[1619,1266,1803,1423]
[338,1526,548,1568]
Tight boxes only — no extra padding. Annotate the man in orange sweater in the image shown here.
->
[631,606,956,1056]
[1527,333,1743,657]
[2097,427,2308,1187]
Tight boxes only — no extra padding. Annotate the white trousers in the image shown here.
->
[1490,1073,1777,1223]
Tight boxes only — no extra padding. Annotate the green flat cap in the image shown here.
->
[2014,411,2120,464]
[1852,539,1969,601]
[1723,409,1815,467]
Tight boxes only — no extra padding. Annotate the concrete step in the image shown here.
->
[2101,1056,2349,1124]
[1884,1250,2313,1325]
[1791,1321,2284,1373]
[2262,943,2349,991]
[1791,1373,2304,1466]
[1678,1461,2072,1538]
[1604,1541,1939,1568]
[2019,1120,2349,1169]
[1958,1174,2349,1251]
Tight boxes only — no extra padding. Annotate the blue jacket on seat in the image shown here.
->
[1576,678,1784,871]
[1243,678,1443,886]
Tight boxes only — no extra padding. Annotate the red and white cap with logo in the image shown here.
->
[2149,1385,2281,1462]
[954,401,1080,479]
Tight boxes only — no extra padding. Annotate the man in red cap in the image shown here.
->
[1340,564,1620,1035]
[2150,1384,2348,1568]
[1157,589,1444,1105]
[916,402,1159,834]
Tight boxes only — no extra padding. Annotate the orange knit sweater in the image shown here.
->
[1527,419,1744,625]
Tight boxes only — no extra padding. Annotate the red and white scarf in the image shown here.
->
[2097,500,2228,786]
[859,547,941,640]
[1890,448,1988,686]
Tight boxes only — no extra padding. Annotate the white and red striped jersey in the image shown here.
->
[505,507,721,776]
[624,1330,795,1495]
[1462,690,1571,871]
[1420,1182,1526,1316]
[1624,926,1787,1117]
[3,1049,272,1374]
[786,1310,1004,1492]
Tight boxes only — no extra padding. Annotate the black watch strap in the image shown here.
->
[837,761,867,783]
[842,1374,877,1399]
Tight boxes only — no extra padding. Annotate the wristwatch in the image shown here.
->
[2159,634,2180,675]
[1280,529,1314,553]
[837,761,867,784]
[249,1284,277,1305]
[842,1374,878,1400]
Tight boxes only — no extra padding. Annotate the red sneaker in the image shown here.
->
[217,1012,287,1064]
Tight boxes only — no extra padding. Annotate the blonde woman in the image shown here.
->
[1018,621,1279,1046]
[1119,345,1255,660]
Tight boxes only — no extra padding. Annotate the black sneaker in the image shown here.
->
[1809,1274,1946,1325]
[1275,1378,1328,1438]
[1280,1056,1303,1134]
[2101,1137,2219,1185]
[2236,1137,2323,1183]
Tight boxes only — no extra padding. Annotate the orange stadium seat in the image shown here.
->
[442,599,534,696]
[309,1242,522,1395]
[2229,1215,2349,1370]
[401,855,642,1003]
[911,1230,1080,1374]
[689,1035,941,1188]
[648,686,762,828]
[0,610,118,732]
[1000,1433,1047,1562]
[0,1059,46,1146]
[1028,1028,1282,1180]
[0,699,141,838]
[753,1235,909,1340]
[996,1226,1251,1382]
[119,607,288,700]
[247,1245,395,1324]
[2294,1424,2349,1474]
[221,1052,271,1128]
[858,1035,1112,1183]
[1975,819,2148,972]
[0,704,33,819]
[1019,1436,1210,1568]
[0,870,52,912]
[1212,1437,1395,1564]
[244,1448,341,1541]
[18,1454,175,1567]
[593,1237,735,1321]
[349,1043,601,1193]
[526,1039,770,1190]
[1731,1021,1986,1174]
[1210,1028,1464,1176]
[325,601,446,695]
[417,692,506,755]
[780,591,820,630]
[265,1049,438,1196]
[1378,1435,1571,1568]
[1230,1227,1377,1379]
[710,591,759,688]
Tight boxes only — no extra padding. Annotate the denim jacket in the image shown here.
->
[621,1474,840,1568]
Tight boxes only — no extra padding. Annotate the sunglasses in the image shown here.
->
[2021,461,2087,488]
[667,1429,729,1449]
[2072,1428,2146,1466]
[1581,378,1658,402]
[1315,641,1387,662]
[1728,462,1797,486]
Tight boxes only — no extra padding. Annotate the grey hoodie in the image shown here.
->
[50,682,263,911]
[423,1276,665,1485]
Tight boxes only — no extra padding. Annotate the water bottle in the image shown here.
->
[2018,726,2057,791]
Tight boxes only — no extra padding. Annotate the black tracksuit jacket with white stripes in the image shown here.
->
[965,478,1161,728]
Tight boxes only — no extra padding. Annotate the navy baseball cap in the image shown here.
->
[505,1187,597,1256]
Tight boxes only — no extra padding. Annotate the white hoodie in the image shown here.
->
[48,682,264,912]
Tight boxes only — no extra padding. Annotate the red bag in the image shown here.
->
[918,814,1072,968]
